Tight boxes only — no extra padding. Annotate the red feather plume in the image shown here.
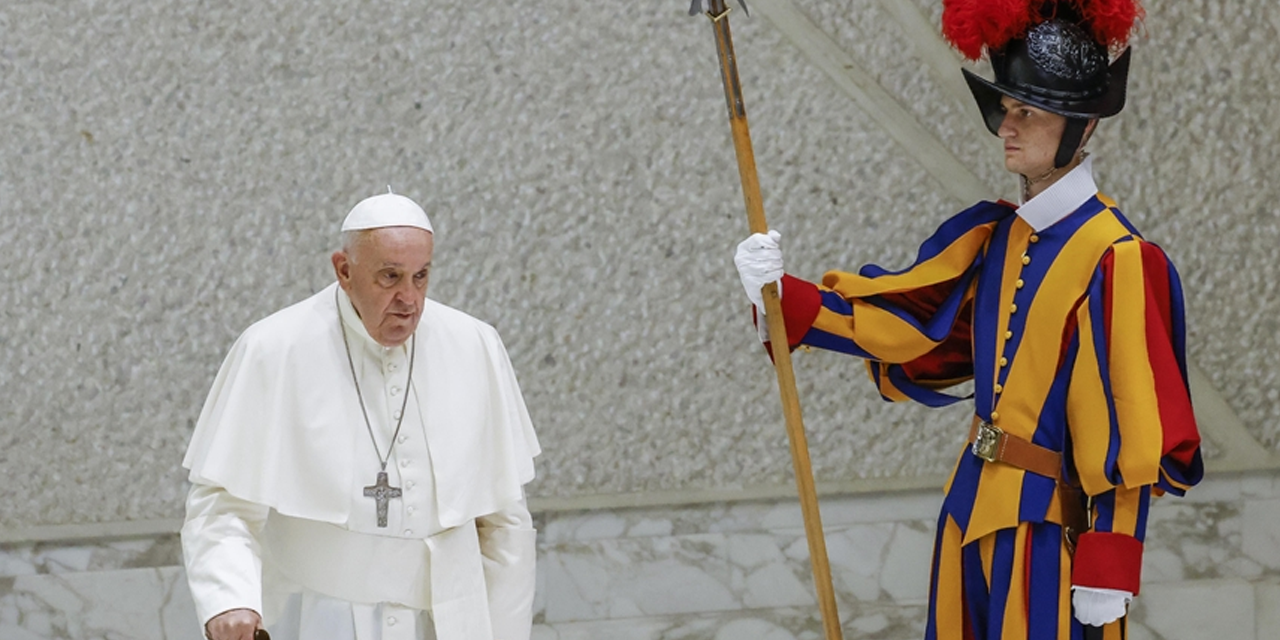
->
[942,0,1144,60]
[942,0,1040,61]
[1074,0,1145,51]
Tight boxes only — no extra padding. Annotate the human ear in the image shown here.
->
[331,251,352,287]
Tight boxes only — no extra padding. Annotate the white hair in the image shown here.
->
[340,229,369,265]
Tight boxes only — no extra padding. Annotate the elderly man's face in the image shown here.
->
[332,226,434,347]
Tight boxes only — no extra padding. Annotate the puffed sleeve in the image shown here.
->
[763,201,1012,407]
[1066,238,1204,594]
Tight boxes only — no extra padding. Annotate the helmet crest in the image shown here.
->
[941,0,1040,61]
[942,0,1144,61]
[1076,0,1146,53]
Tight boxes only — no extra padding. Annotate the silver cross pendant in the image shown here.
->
[363,471,403,528]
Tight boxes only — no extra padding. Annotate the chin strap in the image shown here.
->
[1056,117,1090,168]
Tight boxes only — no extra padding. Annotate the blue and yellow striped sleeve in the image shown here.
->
[769,201,1012,407]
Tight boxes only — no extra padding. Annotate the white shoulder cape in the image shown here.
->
[183,283,540,528]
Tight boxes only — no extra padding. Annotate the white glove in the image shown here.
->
[734,230,784,312]
[1072,586,1132,626]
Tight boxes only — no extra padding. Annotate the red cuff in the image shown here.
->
[1072,531,1144,595]
[759,274,821,348]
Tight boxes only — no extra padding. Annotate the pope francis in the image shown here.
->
[181,191,542,640]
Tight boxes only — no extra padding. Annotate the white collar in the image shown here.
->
[1015,155,1098,232]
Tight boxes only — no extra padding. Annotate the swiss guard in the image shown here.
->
[732,1,1204,638]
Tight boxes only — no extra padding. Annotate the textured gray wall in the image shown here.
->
[2,0,1277,531]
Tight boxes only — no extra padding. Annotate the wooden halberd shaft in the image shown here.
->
[702,4,844,639]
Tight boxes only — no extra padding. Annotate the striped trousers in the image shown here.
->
[925,513,1127,640]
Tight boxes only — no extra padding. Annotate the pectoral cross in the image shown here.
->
[363,471,402,528]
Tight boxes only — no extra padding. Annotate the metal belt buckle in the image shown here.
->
[972,421,1001,462]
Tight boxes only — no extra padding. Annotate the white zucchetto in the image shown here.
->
[341,193,433,233]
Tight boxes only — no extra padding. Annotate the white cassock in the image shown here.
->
[181,282,541,640]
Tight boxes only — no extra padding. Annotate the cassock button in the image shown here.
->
[388,362,399,372]
[1005,330,1013,340]
[1021,254,1031,266]
[991,411,1000,421]
[999,357,1008,367]
[403,529,413,536]
[397,434,408,444]
[393,410,402,420]
[390,386,402,396]
[994,383,1003,394]
[1029,234,1040,243]
[1010,303,1018,314]
[407,505,415,514]
[400,459,412,468]
[405,480,415,490]
[1016,279,1024,289]
[387,616,397,626]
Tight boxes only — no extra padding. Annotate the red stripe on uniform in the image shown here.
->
[1140,244,1200,464]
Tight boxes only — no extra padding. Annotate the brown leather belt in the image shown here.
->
[966,415,1090,552]
[967,415,1063,481]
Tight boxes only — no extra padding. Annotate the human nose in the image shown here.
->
[392,278,418,302]
[997,113,1016,139]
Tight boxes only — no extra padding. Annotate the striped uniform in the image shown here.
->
[769,183,1203,639]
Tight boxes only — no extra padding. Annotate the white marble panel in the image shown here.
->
[531,609,819,640]
[0,536,181,578]
[0,553,38,580]
[0,566,200,640]
[1242,498,1280,571]
[727,534,815,609]
[540,516,933,627]
[1130,578,1257,640]
[813,492,943,528]
[543,511,630,544]
[5,471,1280,638]
[710,502,813,535]
[1142,494,1263,583]
[532,532,549,624]
[877,520,934,605]
[532,604,925,640]
[824,524,894,603]
[841,602,927,639]
[541,533,738,622]
[1175,474,1243,504]
[542,503,767,545]
[539,493,939,546]
[1240,474,1279,500]
[1256,580,1280,640]
[823,520,933,608]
